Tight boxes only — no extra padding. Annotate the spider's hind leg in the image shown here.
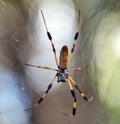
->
[41,10,59,68]
[68,9,80,65]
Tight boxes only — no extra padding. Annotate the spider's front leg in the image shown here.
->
[68,75,92,102]
[25,74,57,111]
[62,78,77,117]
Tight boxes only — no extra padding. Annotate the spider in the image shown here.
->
[25,9,91,116]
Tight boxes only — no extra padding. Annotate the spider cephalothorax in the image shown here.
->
[57,67,68,83]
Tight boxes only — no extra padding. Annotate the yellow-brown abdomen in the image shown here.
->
[59,45,68,69]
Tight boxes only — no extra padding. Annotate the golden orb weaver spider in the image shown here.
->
[25,9,91,116]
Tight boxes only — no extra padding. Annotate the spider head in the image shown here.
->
[57,68,68,83]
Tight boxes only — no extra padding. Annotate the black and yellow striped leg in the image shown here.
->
[41,10,59,68]
[67,78,77,116]
[25,63,58,71]
[25,74,57,111]
[68,76,89,101]
[34,74,57,107]
[68,10,80,65]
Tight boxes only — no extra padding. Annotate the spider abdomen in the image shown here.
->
[59,45,68,69]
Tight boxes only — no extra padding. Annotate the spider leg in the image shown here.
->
[25,74,57,111]
[62,78,77,117]
[68,10,80,65]
[25,63,58,71]
[41,10,59,68]
[68,75,89,101]
[67,67,81,72]
[67,64,86,72]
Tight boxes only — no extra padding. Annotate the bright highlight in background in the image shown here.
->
[0,68,30,124]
